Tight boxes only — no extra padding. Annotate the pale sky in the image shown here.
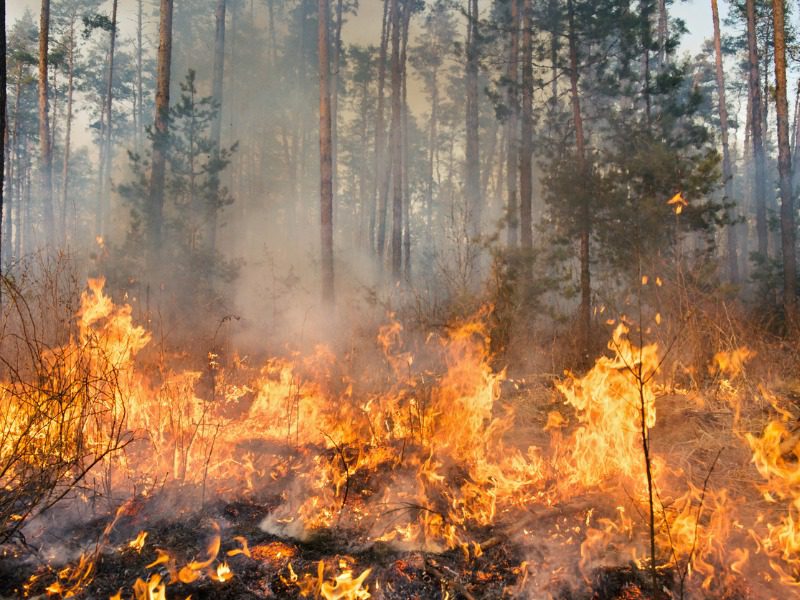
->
[7,0,716,54]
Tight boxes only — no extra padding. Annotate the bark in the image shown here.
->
[331,0,344,195]
[772,0,797,328]
[568,0,590,362]
[641,0,652,121]
[97,0,118,239]
[148,0,174,270]
[1,5,5,278]
[401,0,411,280]
[389,0,402,280]
[506,0,519,247]
[711,0,739,283]
[267,0,278,67]
[375,0,390,257]
[465,0,481,237]
[60,18,76,246]
[38,0,55,244]
[137,0,144,149]
[746,0,767,258]
[319,0,335,303]
[549,0,558,113]
[210,0,227,255]
[519,0,533,251]
[7,72,22,266]
[426,62,439,237]
[657,0,668,66]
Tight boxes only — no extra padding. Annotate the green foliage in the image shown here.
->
[540,0,727,288]
[117,70,238,310]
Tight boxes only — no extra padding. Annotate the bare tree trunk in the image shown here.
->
[400,0,411,280]
[148,0,174,271]
[60,18,76,246]
[426,63,439,238]
[318,0,335,303]
[657,0,667,66]
[506,0,519,247]
[38,0,55,245]
[209,0,227,256]
[374,0,390,258]
[519,0,533,251]
[568,0,590,362]
[465,0,480,238]
[137,0,144,150]
[1,4,5,279]
[746,0,767,259]
[389,0,402,281]
[331,0,344,196]
[97,0,118,239]
[772,0,797,328]
[7,73,22,266]
[711,0,739,284]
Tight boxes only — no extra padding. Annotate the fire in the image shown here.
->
[132,574,166,600]
[128,531,148,553]
[746,416,800,583]
[554,323,661,494]
[710,347,756,379]
[211,561,233,582]
[293,560,372,600]
[7,278,800,596]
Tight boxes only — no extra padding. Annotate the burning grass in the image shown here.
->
[0,278,799,598]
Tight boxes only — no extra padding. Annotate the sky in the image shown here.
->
[7,0,716,54]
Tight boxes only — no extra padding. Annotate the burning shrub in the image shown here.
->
[0,278,140,543]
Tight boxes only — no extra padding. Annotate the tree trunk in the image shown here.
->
[389,0,402,281]
[506,0,519,247]
[148,0,174,271]
[400,0,411,280]
[97,0,118,239]
[711,0,738,284]
[746,0,767,259]
[38,0,55,244]
[657,0,668,66]
[568,0,590,362]
[1,4,5,279]
[374,0,390,258]
[465,0,480,238]
[318,0,335,303]
[60,18,75,246]
[426,63,439,238]
[331,0,344,197]
[137,0,144,150]
[519,0,533,251]
[210,0,227,256]
[772,0,797,328]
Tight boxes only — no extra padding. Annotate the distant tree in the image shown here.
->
[711,0,739,284]
[319,0,335,302]
[566,0,590,362]
[410,0,457,247]
[119,71,236,305]
[376,0,391,259]
[464,0,480,238]
[209,0,226,256]
[147,0,174,271]
[390,0,402,280]
[51,0,102,245]
[518,0,532,251]
[5,14,39,264]
[1,2,5,281]
[38,0,55,243]
[504,0,519,247]
[771,0,797,328]
[745,0,768,259]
